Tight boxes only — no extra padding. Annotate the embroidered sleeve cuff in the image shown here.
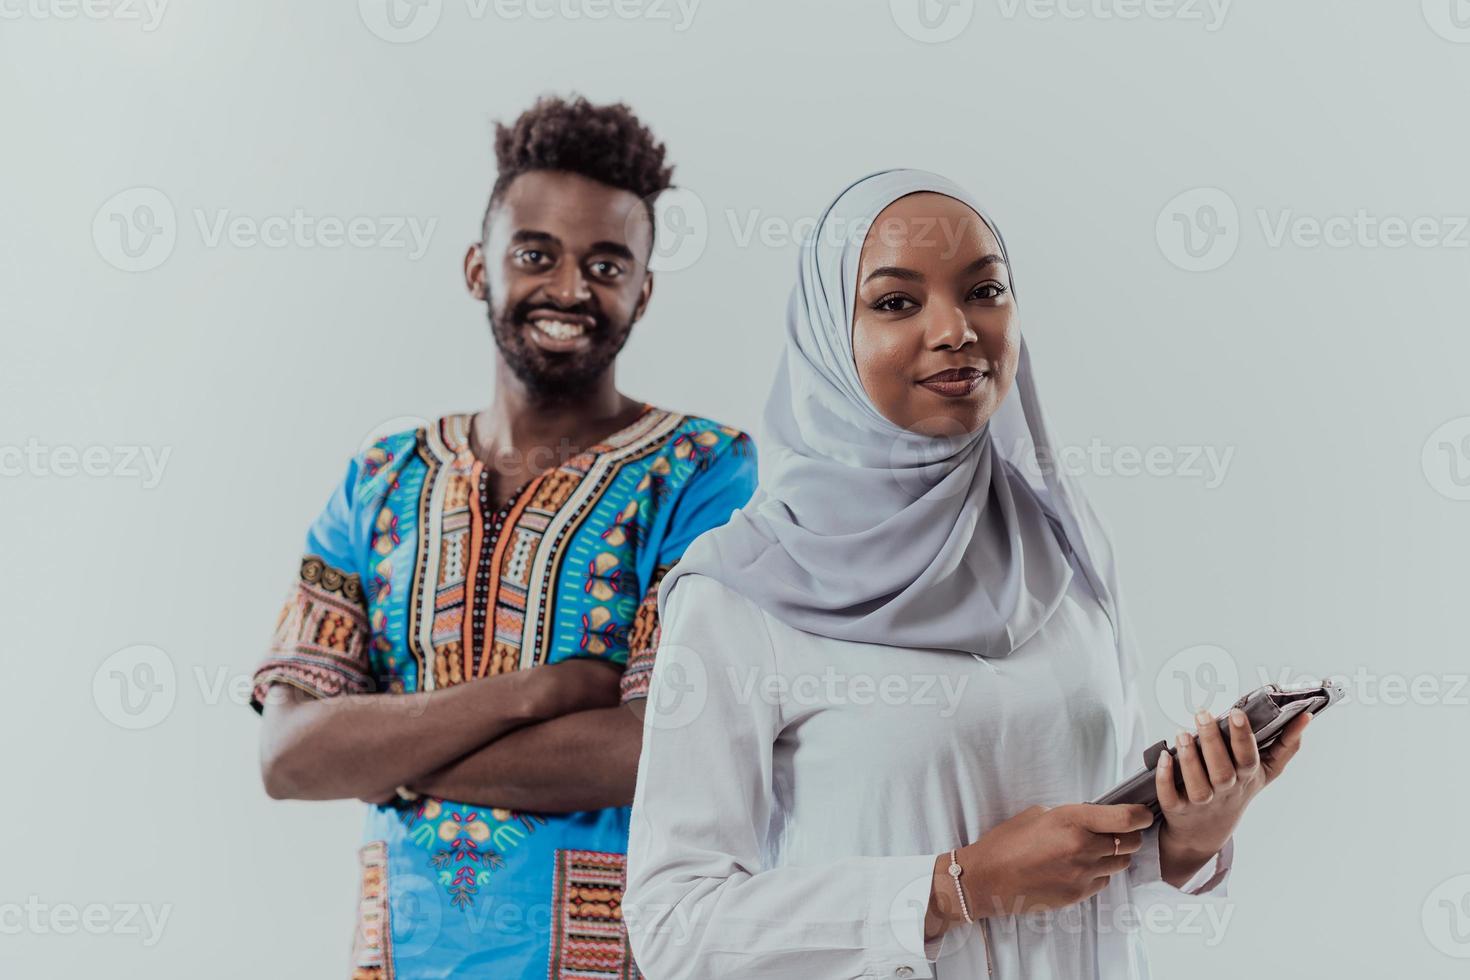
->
[619,657,654,703]
[620,571,667,704]
[249,660,373,714]
[251,558,374,714]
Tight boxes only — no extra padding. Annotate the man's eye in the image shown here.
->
[515,249,550,265]
[590,261,624,279]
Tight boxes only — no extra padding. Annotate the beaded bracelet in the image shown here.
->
[947,849,973,923]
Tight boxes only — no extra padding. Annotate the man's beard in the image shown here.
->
[487,295,635,403]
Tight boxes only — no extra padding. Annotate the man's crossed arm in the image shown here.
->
[405,699,648,812]
[258,658,636,810]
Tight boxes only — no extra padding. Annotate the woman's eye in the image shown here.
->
[873,293,916,313]
[970,282,1009,301]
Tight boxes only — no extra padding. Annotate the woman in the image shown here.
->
[623,170,1311,979]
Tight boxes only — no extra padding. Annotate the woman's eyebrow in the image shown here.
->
[862,265,924,285]
[863,254,1006,286]
[960,254,1006,276]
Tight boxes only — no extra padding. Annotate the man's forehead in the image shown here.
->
[491,170,648,247]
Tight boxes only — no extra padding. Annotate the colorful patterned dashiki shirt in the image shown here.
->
[251,405,756,979]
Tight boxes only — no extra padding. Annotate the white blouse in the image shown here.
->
[625,562,1233,980]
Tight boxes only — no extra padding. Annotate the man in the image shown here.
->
[251,95,756,978]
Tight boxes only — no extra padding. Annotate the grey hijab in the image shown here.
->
[660,169,1124,659]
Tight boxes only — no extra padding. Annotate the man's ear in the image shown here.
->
[464,243,487,300]
[631,271,654,323]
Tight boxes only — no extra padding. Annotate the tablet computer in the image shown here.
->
[1093,680,1344,816]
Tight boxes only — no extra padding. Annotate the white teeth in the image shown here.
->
[532,318,586,340]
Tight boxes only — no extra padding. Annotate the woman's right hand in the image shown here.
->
[926,802,1155,936]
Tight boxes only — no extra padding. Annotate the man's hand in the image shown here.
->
[258,659,615,802]
[405,691,644,813]
[358,788,403,807]
[351,658,625,808]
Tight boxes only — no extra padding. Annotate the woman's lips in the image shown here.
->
[916,367,987,398]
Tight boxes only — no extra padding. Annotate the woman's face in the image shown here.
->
[852,192,1019,437]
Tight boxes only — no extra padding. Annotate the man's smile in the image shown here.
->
[525,309,597,353]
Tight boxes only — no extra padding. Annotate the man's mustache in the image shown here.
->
[510,299,607,330]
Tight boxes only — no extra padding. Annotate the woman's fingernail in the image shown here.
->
[1230,709,1247,727]
[1194,709,1212,726]
[1177,729,1191,745]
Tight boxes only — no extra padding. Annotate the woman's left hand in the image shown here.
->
[1154,705,1312,885]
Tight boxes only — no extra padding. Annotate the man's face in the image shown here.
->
[465,169,655,400]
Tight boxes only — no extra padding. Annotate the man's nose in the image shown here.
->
[547,260,591,306]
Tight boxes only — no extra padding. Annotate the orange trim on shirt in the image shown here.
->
[460,459,485,674]
[473,473,546,679]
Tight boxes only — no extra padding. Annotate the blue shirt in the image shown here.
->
[252,405,756,978]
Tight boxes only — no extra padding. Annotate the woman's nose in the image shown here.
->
[927,305,978,351]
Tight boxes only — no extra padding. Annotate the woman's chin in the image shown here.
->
[897,403,995,439]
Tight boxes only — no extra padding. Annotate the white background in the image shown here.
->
[2,1,1468,976]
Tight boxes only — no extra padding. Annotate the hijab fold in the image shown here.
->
[660,169,1124,660]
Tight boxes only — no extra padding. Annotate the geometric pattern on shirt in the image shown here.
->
[249,555,374,711]
[351,840,393,980]
[395,408,686,690]
[618,563,671,704]
[547,849,641,980]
